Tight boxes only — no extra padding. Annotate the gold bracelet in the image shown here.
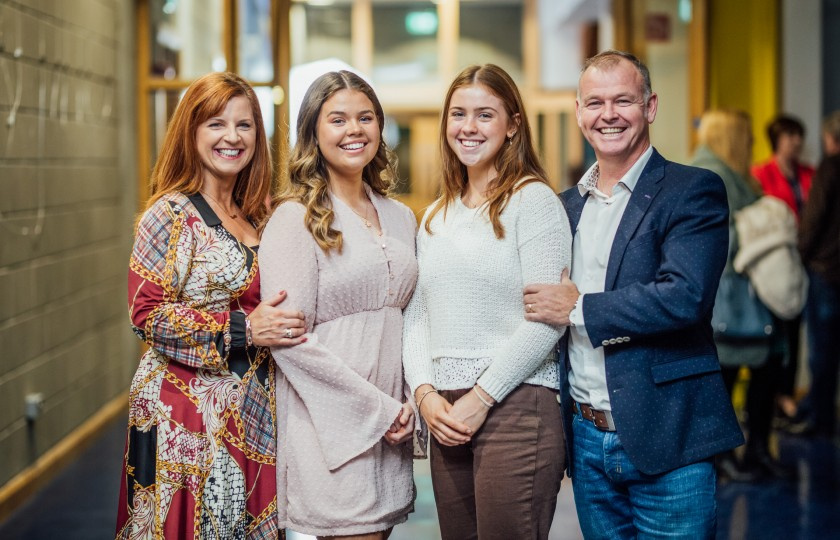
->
[473,386,493,408]
[416,388,438,410]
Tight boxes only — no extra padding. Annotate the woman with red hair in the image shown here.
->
[116,72,304,539]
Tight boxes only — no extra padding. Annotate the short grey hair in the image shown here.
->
[579,50,652,102]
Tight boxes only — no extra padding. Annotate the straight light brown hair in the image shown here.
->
[426,64,547,239]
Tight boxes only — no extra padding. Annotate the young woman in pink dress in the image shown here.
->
[260,71,421,540]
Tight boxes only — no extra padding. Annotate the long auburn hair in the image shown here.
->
[276,70,397,253]
[425,64,547,239]
[144,71,272,224]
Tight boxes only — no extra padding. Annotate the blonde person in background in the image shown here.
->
[690,109,789,481]
[259,71,421,540]
[402,64,571,540]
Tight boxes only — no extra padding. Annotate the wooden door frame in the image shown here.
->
[135,0,291,207]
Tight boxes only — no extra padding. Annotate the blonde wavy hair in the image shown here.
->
[276,71,397,253]
[144,72,272,224]
[425,64,548,239]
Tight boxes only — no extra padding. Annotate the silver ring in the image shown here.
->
[526,304,533,313]
[284,328,293,339]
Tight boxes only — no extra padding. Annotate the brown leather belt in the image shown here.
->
[574,402,616,431]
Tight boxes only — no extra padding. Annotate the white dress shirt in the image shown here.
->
[568,146,653,411]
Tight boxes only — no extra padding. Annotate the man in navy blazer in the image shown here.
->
[524,50,743,538]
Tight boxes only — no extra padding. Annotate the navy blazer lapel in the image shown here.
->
[562,188,588,233]
[604,149,666,290]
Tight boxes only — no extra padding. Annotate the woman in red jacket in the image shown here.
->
[751,114,815,429]
[752,114,815,218]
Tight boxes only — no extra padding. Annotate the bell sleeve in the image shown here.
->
[128,199,247,370]
[260,202,403,470]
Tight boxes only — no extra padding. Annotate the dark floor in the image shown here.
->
[2,415,839,540]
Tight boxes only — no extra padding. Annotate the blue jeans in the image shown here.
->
[799,270,840,434]
[571,412,717,539]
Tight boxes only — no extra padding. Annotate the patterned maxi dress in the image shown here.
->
[116,192,279,540]
[259,188,421,536]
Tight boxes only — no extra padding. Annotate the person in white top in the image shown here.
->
[260,71,420,540]
[402,64,572,540]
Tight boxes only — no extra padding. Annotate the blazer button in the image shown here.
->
[602,340,610,346]
[609,338,617,345]
[556,394,561,403]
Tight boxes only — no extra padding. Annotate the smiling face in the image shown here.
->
[446,83,518,179]
[195,95,256,184]
[316,89,380,184]
[576,58,658,168]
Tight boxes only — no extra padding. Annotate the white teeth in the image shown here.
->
[217,149,240,157]
[600,128,623,134]
[461,140,481,147]
[341,143,365,150]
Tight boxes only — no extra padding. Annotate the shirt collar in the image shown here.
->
[577,145,655,197]
[188,192,222,227]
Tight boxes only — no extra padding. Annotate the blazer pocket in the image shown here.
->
[651,354,721,384]
[625,229,657,252]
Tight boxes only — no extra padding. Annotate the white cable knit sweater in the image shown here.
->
[402,181,572,402]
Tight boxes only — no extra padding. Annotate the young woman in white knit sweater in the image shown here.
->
[403,64,572,539]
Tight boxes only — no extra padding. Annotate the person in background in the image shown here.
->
[752,114,815,423]
[524,51,743,539]
[260,70,420,540]
[403,64,570,540]
[692,109,790,481]
[796,111,840,438]
[116,72,306,539]
[753,114,815,218]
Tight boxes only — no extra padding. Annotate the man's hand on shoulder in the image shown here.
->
[523,269,580,326]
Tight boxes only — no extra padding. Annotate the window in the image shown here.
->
[136,0,290,204]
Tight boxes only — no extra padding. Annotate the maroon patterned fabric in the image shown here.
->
[116,192,280,539]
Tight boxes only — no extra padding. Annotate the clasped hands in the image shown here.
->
[523,268,579,326]
[383,403,415,446]
[247,290,307,347]
[415,384,496,447]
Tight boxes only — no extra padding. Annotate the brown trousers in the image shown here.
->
[429,384,565,540]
